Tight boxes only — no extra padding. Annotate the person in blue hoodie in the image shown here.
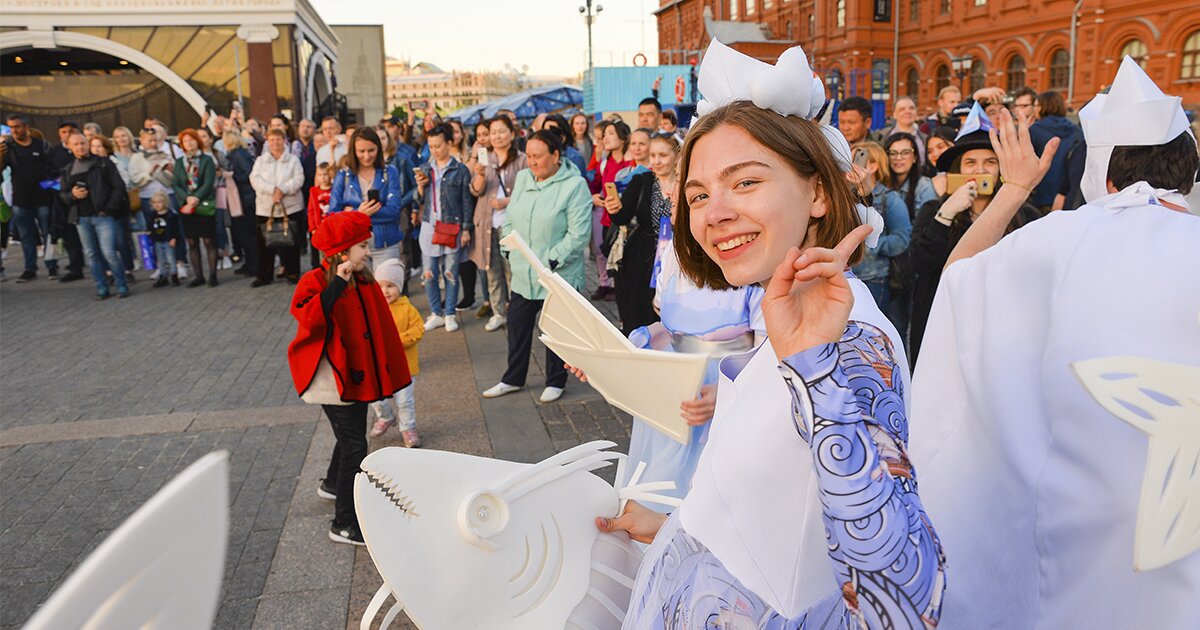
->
[327,127,404,270]
[1029,90,1083,212]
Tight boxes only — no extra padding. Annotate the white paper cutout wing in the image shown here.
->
[500,231,708,445]
[355,442,671,630]
[23,451,229,630]
[1072,355,1200,571]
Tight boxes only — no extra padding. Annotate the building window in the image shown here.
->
[974,0,986,5]
[731,0,739,20]
[935,63,951,91]
[1183,31,1200,79]
[910,0,919,22]
[764,0,773,9]
[905,67,920,98]
[1006,55,1026,92]
[1049,48,1070,90]
[837,0,846,27]
[969,60,986,92]
[1120,39,1148,68]
[809,13,816,36]
[747,0,756,17]
[940,0,951,14]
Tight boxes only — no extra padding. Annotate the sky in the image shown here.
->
[309,0,660,78]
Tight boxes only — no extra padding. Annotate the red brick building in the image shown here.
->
[655,0,1200,112]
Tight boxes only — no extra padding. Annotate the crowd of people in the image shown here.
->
[284,42,1199,627]
[5,50,1200,623]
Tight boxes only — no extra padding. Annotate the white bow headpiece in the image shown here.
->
[696,39,826,121]
[695,39,882,246]
[1079,56,1194,203]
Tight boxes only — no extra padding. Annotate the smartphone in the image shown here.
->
[367,189,380,203]
[476,146,489,166]
[604,182,619,200]
[852,148,869,169]
[946,173,996,196]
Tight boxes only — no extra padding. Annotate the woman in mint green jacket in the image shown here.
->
[484,130,592,404]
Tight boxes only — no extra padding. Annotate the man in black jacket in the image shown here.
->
[48,121,87,282]
[1,114,58,282]
[59,131,130,299]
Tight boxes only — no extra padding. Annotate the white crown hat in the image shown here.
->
[1079,56,1194,203]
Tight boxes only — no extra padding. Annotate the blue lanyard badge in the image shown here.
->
[650,215,673,289]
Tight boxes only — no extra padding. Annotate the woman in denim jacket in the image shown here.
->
[327,127,404,268]
[413,123,475,333]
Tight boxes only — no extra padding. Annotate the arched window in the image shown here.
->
[906,67,920,98]
[1120,39,1148,67]
[1049,48,1070,90]
[970,60,987,92]
[1183,31,1200,80]
[836,0,846,27]
[827,68,844,99]
[1006,55,1027,92]
[935,63,951,91]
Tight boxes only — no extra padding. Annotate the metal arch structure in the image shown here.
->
[449,84,583,126]
[0,29,208,117]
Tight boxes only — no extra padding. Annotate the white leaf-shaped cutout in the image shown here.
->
[1072,355,1200,571]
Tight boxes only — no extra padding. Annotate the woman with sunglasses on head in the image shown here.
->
[881,132,937,341]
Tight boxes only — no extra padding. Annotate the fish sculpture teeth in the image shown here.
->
[354,441,669,630]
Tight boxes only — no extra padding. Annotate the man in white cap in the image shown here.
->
[908,56,1200,628]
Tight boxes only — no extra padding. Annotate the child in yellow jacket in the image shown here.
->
[370,259,424,447]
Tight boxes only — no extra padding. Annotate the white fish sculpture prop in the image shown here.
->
[23,451,229,630]
[500,230,708,444]
[354,440,679,629]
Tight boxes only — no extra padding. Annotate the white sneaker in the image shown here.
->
[220,256,233,270]
[176,262,189,279]
[482,382,521,398]
[149,269,161,281]
[539,387,564,403]
[444,315,460,332]
[424,314,445,331]
[484,314,506,332]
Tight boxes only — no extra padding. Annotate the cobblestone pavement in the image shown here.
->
[0,245,635,629]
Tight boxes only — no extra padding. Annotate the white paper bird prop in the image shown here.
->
[1071,310,1200,572]
[1079,56,1194,203]
[355,441,681,630]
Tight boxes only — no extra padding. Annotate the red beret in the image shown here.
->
[312,211,372,256]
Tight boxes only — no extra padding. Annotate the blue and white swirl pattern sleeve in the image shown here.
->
[779,323,946,629]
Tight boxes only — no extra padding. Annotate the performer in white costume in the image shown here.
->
[599,40,947,629]
[909,56,1200,628]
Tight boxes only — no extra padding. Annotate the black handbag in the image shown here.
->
[261,202,295,249]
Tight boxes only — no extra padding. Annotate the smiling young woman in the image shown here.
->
[673,102,863,291]
[602,96,945,627]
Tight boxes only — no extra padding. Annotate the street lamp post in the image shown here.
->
[951,55,972,90]
[579,1,604,74]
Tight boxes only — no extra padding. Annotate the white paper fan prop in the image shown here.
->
[1072,326,1200,571]
[354,441,681,629]
[500,231,708,444]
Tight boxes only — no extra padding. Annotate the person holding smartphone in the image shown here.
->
[907,106,1043,365]
[413,124,475,333]
[328,127,404,270]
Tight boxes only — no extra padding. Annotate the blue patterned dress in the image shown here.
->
[623,322,946,629]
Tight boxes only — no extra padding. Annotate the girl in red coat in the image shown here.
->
[288,210,412,545]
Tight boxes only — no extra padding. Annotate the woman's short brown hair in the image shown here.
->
[673,101,863,290]
[1036,90,1067,118]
